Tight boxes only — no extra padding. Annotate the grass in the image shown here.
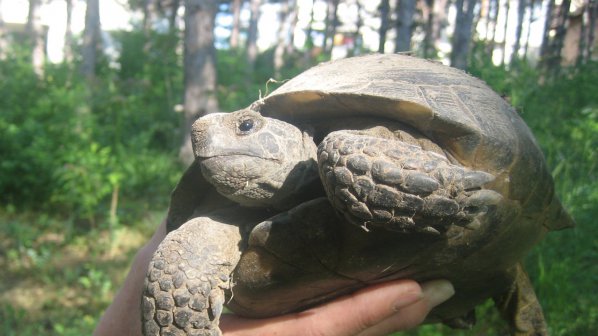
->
[0,207,166,335]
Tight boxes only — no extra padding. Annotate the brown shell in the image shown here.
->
[253,54,572,232]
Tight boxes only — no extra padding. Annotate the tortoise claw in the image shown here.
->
[209,290,224,321]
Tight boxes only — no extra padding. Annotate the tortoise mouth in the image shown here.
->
[198,153,281,163]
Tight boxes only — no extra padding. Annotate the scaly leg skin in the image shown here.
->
[142,216,243,336]
[494,263,548,336]
[318,130,502,234]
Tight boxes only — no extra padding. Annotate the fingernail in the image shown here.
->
[393,290,424,311]
[421,280,455,308]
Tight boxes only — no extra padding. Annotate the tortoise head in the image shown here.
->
[191,110,319,209]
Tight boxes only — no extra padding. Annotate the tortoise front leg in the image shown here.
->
[494,263,548,336]
[142,215,244,336]
[318,130,502,234]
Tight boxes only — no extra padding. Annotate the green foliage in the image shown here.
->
[0,207,153,336]
[1,32,597,335]
[0,33,182,226]
[216,48,265,111]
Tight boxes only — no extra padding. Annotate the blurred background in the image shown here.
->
[0,0,596,335]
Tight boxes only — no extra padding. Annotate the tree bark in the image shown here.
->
[230,0,242,48]
[168,0,181,32]
[511,0,526,62]
[323,0,340,56]
[274,0,289,68]
[577,2,588,65]
[180,0,219,164]
[285,2,299,55]
[500,0,510,65]
[0,0,6,59]
[540,0,555,61]
[378,0,391,53]
[486,0,499,55]
[349,0,363,56]
[422,0,448,58]
[523,0,536,59]
[395,0,417,52]
[274,0,294,76]
[63,0,74,63]
[588,0,598,61]
[246,0,261,68]
[422,0,435,58]
[143,0,158,34]
[82,0,101,82]
[545,0,571,71]
[451,0,476,69]
[304,0,315,49]
[26,0,45,76]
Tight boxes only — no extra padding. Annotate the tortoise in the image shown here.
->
[141,54,574,336]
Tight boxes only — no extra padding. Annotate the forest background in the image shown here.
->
[0,0,597,335]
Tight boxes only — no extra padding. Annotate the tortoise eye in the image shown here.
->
[238,119,255,133]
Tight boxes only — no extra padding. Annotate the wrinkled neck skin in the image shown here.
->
[191,110,320,210]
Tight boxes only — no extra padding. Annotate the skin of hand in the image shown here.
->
[94,220,455,336]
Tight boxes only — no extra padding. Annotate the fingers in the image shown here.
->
[299,279,424,336]
[220,279,454,336]
[357,280,455,336]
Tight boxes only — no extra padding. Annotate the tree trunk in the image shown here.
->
[349,0,363,56]
[451,0,476,69]
[500,0,510,65]
[423,0,448,58]
[286,2,299,55]
[63,0,74,63]
[26,0,45,76]
[486,0,499,55]
[483,0,491,40]
[143,0,158,34]
[230,0,242,48]
[143,0,158,53]
[378,0,391,53]
[274,0,295,76]
[180,0,219,164]
[588,0,598,61]
[305,0,315,48]
[246,0,261,68]
[82,0,101,82]
[168,0,181,32]
[544,0,571,71]
[422,0,435,58]
[395,0,417,52]
[511,0,526,62]
[540,0,555,61]
[303,0,315,63]
[473,0,484,37]
[523,0,536,59]
[0,0,6,59]
[323,0,340,56]
[577,2,588,65]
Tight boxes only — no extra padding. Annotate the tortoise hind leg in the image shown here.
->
[493,263,548,336]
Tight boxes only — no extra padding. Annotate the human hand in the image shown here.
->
[220,279,454,336]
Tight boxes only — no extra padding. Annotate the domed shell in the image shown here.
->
[252,54,572,231]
